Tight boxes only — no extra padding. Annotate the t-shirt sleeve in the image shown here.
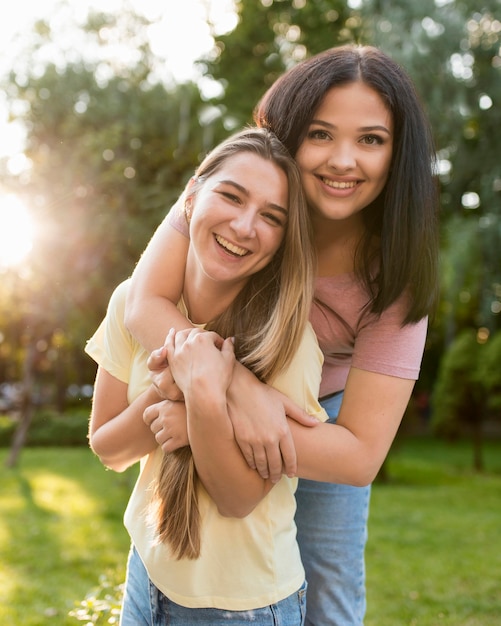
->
[352,304,428,380]
[168,201,190,238]
[84,280,134,384]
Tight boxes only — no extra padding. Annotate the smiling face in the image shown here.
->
[295,81,393,233]
[185,151,288,317]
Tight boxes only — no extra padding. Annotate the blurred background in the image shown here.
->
[0,0,500,468]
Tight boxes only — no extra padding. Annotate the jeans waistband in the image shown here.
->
[319,390,343,402]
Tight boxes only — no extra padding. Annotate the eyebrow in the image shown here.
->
[217,179,289,217]
[310,120,392,135]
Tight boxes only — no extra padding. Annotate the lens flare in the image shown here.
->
[0,195,34,268]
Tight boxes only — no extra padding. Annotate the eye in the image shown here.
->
[361,134,384,146]
[220,191,242,204]
[307,128,331,141]
[262,212,285,227]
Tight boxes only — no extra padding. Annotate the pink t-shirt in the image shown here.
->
[168,206,427,398]
[311,275,427,397]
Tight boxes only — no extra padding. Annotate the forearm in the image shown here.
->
[125,295,192,354]
[291,369,415,485]
[90,385,160,472]
[290,421,385,486]
[186,386,272,518]
[125,215,191,353]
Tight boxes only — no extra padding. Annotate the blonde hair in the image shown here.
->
[149,127,315,559]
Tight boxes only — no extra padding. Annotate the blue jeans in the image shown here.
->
[120,546,307,625]
[295,392,371,625]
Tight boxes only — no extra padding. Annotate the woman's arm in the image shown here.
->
[290,367,414,486]
[165,329,274,518]
[89,366,161,472]
[125,206,193,353]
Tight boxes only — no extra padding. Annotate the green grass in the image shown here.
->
[0,448,136,626]
[366,437,501,625]
[0,438,500,625]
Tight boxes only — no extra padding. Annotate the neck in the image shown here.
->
[183,258,243,325]
[312,214,364,277]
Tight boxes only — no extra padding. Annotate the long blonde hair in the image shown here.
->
[149,127,315,559]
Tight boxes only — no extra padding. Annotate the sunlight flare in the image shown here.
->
[0,194,35,268]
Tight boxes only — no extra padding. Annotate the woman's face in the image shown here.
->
[188,151,288,292]
[295,81,393,228]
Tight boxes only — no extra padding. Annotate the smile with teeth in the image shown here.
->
[321,177,358,189]
[215,234,249,257]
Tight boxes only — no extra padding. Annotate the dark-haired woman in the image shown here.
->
[125,45,439,625]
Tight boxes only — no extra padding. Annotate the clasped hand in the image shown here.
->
[144,328,236,452]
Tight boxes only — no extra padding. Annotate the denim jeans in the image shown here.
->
[295,392,371,626]
[120,546,307,625]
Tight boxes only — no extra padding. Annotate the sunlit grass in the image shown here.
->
[0,448,136,626]
[0,438,500,625]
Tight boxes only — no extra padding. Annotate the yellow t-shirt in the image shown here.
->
[85,279,328,610]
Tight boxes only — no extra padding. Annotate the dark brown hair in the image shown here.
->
[255,44,439,323]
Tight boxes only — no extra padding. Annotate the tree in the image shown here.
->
[200,0,363,128]
[431,329,487,470]
[1,8,217,463]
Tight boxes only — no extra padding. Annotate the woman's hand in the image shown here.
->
[227,365,319,483]
[147,344,184,401]
[143,399,188,453]
[165,328,235,399]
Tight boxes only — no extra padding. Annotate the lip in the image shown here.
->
[316,174,361,195]
[214,233,250,257]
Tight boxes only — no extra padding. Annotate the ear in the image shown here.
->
[184,196,193,225]
[183,176,199,225]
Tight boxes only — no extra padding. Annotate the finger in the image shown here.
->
[265,444,288,484]
[147,345,168,371]
[283,395,319,427]
[221,336,235,359]
[238,443,257,470]
[165,328,176,355]
[252,447,270,480]
[277,433,297,479]
[161,438,175,454]
[154,428,165,445]
[143,405,157,426]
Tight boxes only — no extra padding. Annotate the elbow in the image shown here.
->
[216,502,256,519]
[349,461,382,487]
[89,437,129,473]
[92,449,129,473]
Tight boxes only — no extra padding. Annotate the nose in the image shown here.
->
[327,141,356,171]
[230,208,257,238]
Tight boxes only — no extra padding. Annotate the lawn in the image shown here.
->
[1,437,500,625]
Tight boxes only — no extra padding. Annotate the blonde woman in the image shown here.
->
[86,127,326,625]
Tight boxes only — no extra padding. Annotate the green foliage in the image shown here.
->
[431,329,484,438]
[202,0,363,127]
[478,331,501,414]
[1,9,228,412]
[0,407,90,447]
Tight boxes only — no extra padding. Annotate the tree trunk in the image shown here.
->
[471,413,484,472]
[5,341,36,468]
